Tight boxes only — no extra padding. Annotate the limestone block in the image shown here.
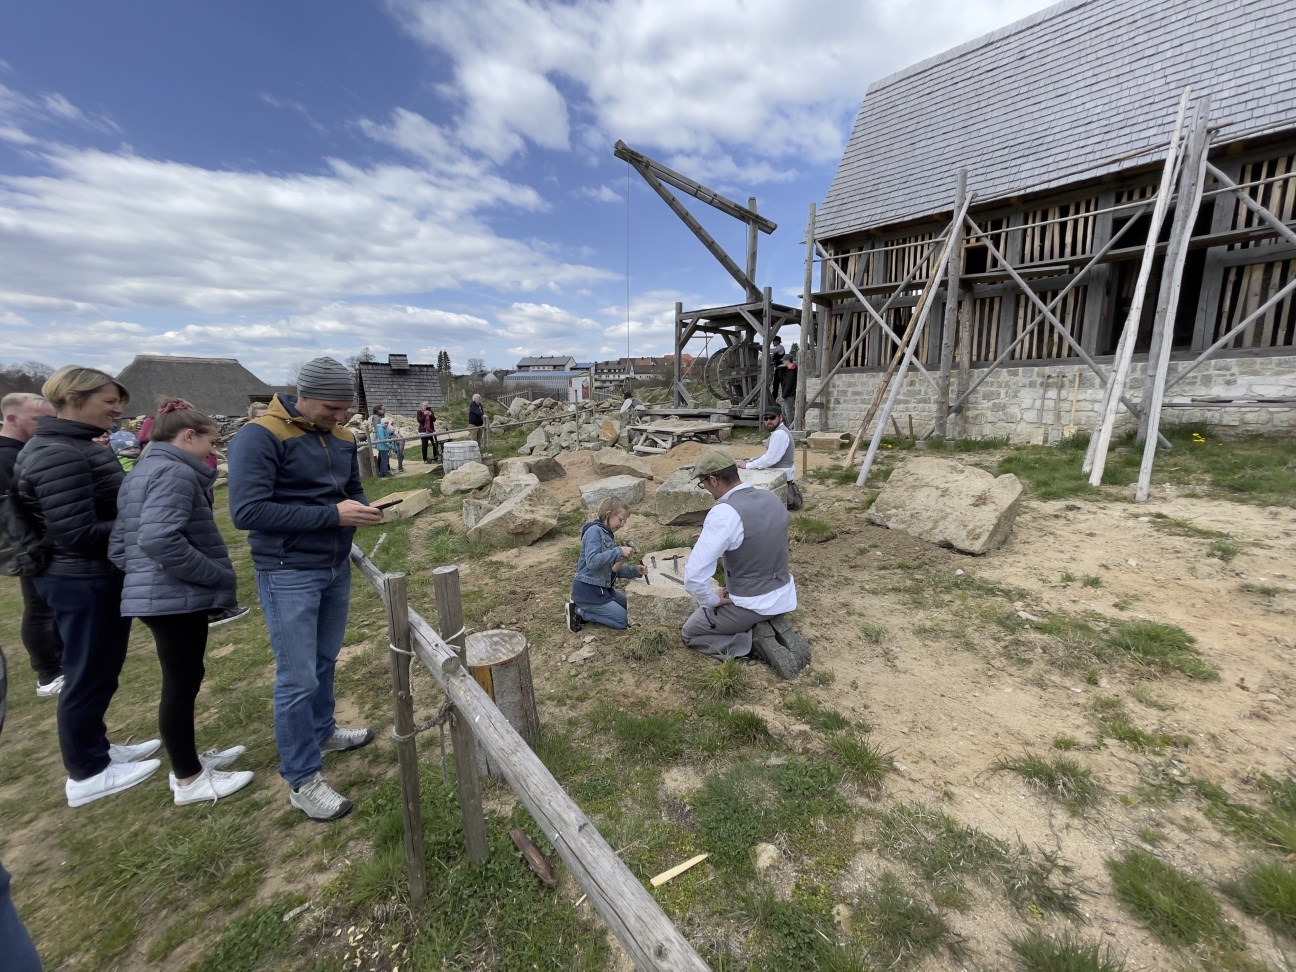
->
[579,475,647,513]
[467,484,560,548]
[625,546,697,629]
[441,461,493,495]
[653,468,787,525]
[524,427,548,451]
[497,456,566,481]
[592,448,654,481]
[489,473,539,505]
[507,398,528,418]
[808,432,850,450]
[378,488,432,524]
[461,497,495,529]
[598,419,621,444]
[866,457,1021,555]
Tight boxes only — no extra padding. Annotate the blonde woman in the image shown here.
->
[13,366,161,807]
[565,497,647,631]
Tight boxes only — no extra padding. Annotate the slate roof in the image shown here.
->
[115,355,275,417]
[817,0,1296,239]
[516,355,577,369]
[356,361,446,415]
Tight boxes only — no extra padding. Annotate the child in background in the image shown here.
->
[109,430,141,471]
[565,497,647,632]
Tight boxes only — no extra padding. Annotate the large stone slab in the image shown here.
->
[866,457,1022,555]
[579,474,647,513]
[592,448,653,481]
[654,468,788,526]
[497,455,566,482]
[467,484,560,548]
[598,419,621,445]
[524,427,548,451]
[489,473,539,505]
[441,461,493,495]
[624,546,696,629]
[461,497,495,529]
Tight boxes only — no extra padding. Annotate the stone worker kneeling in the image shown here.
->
[681,449,799,668]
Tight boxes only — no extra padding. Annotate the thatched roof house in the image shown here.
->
[116,355,275,418]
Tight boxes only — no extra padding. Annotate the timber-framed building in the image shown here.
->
[810,0,1295,441]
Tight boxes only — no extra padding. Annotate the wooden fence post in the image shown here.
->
[357,437,376,479]
[382,572,427,905]
[431,565,489,862]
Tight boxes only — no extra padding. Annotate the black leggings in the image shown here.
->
[141,612,209,779]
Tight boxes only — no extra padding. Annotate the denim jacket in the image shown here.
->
[572,520,637,590]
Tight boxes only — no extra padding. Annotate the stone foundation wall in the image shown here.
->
[808,354,1295,443]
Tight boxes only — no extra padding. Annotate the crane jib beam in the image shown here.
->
[614,140,777,234]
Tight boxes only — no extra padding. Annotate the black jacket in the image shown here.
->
[13,417,124,578]
[0,435,21,492]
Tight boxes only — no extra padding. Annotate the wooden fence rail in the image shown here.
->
[349,546,709,971]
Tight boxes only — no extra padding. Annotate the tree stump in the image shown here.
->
[625,546,698,630]
[465,629,540,778]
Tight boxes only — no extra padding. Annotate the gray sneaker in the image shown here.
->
[319,726,374,754]
[289,773,353,821]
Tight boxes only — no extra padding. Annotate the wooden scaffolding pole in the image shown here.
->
[1136,97,1213,502]
[1085,89,1191,483]
[795,203,815,431]
[850,192,973,481]
[934,169,968,438]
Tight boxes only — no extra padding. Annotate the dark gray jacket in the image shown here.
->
[109,443,236,617]
[13,417,124,578]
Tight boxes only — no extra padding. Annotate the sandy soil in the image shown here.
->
[450,442,1296,970]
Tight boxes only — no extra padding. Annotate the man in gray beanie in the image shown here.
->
[228,357,383,821]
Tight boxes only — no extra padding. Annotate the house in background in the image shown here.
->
[115,354,275,417]
[515,355,577,372]
[811,0,1295,441]
[356,354,446,417]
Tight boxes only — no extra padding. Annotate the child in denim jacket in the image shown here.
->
[565,498,646,631]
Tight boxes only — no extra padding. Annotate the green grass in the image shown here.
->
[789,514,837,542]
[826,732,895,791]
[995,752,1098,810]
[629,627,671,661]
[1129,685,1176,710]
[1238,581,1282,598]
[1223,859,1296,938]
[1009,929,1127,972]
[1208,538,1243,562]
[694,658,750,700]
[853,872,966,968]
[784,690,851,734]
[1088,695,1186,753]
[1053,734,1081,751]
[1142,512,1230,541]
[1106,620,1217,680]
[1106,849,1238,948]
[1197,774,1296,855]
[857,621,885,643]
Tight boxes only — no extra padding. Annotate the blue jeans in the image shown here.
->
[575,588,628,630]
[256,565,352,788]
[0,863,42,972]
[33,573,132,780]
[377,449,391,477]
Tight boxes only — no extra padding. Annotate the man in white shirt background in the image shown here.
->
[736,407,801,510]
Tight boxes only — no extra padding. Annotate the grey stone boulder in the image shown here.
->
[489,473,540,505]
[579,475,646,513]
[592,448,654,481]
[461,498,495,529]
[507,397,528,418]
[866,457,1022,555]
[598,419,620,444]
[467,484,560,548]
[655,469,788,526]
[441,461,493,495]
[524,427,548,451]
[497,456,566,481]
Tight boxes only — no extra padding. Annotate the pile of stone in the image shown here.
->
[453,456,567,549]
[510,399,624,458]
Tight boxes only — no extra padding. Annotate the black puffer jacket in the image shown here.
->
[13,416,124,578]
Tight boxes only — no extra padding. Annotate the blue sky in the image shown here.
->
[0,0,1048,383]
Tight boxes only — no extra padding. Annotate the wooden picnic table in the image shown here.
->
[628,419,732,454]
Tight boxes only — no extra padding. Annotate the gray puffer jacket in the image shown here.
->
[109,443,236,617]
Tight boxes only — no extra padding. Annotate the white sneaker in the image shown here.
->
[109,739,161,763]
[36,674,65,697]
[172,768,254,806]
[198,745,246,770]
[289,773,353,821]
[66,759,161,807]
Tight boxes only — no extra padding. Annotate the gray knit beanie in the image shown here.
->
[296,357,355,402]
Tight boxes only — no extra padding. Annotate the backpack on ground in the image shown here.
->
[0,486,52,577]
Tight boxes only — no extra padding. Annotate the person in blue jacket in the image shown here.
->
[227,357,383,821]
[109,399,253,807]
[373,416,393,478]
[565,497,647,632]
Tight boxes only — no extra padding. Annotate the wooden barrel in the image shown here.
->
[465,628,540,777]
[442,440,481,473]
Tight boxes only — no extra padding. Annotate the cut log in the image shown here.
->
[465,629,540,778]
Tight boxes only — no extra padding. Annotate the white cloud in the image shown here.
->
[0,144,614,315]
[576,183,622,204]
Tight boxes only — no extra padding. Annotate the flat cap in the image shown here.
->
[691,449,736,477]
